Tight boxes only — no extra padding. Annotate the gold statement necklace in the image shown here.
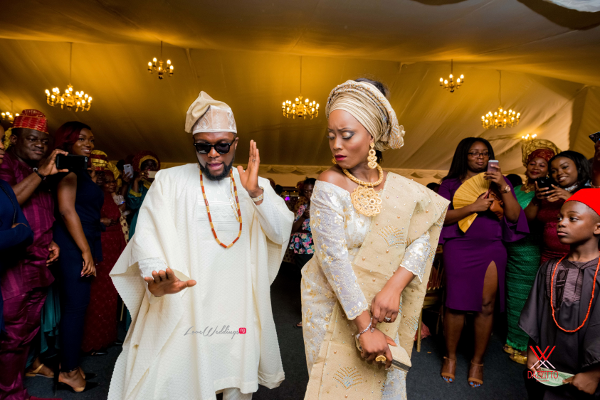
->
[342,165,384,216]
[200,170,242,248]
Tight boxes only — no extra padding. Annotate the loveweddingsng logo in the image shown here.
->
[184,325,246,339]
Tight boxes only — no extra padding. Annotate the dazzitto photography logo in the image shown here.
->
[184,325,246,339]
[528,345,558,382]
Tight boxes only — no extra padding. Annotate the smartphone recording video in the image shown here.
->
[487,160,499,173]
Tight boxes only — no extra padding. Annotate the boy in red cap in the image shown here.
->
[520,189,600,399]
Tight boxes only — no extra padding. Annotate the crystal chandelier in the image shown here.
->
[439,59,464,93]
[1,101,18,123]
[45,43,92,112]
[282,57,319,119]
[147,41,174,79]
[481,71,520,129]
[521,133,537,141]
[0,111,17,122]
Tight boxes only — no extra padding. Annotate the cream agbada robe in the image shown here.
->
[108,164,293,400]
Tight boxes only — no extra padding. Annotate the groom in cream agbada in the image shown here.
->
[108,92,293,400]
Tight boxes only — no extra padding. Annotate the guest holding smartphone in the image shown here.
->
[53,121,103,393]
[439,137,527,387]
[503,139,559,365]
[525,150,592,263]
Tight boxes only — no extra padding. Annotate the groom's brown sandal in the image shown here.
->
[468,361,484,387]
[441,357,456,383]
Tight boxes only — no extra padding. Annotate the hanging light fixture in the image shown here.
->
[1,101,19,124]
[521,133,537,141]
[282,57,319,119]
[147,41,174,79]
[45,43,92,112]
[439,59,464,93]
[481,71,521,129]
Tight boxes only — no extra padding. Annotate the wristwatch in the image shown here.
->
[33,168,47,181]
[502,185,511,193]
[251,186,264,203]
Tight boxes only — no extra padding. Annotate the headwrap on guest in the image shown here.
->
[91,150,108,171]
[13,109,48,134]
[566,188,600,216]
[521,138,561,167]
[184,91,237,135]
[132,150,160,172]
[325,80,405,151]
[3,128,12,150]
[54,121,92,151]
[106,161,121,188]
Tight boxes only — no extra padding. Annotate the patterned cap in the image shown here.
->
[13,109,48,134]
[185,91,237,134]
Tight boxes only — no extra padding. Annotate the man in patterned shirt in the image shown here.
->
[0,110,67,400]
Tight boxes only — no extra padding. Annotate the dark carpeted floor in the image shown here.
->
[25,263,528,399]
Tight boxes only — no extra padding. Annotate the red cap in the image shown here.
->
[565,189,600,216]
[13,109,48,134]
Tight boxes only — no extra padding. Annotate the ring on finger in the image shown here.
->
[384,317,391,322]
[375,355,387,364]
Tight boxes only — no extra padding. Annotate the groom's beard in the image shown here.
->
[199,155,236,181]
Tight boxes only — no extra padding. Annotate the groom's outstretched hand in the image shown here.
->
[144,267,197,297]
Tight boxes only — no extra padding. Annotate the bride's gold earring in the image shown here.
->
[367,142,378,169]
[331,157,337,165]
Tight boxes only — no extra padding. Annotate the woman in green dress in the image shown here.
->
[504,139,560,364]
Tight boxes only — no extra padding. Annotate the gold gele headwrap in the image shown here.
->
[91,150,108,171]
[3,128,12,150]
[106,161,121,187]
[138,155,158,170]
[325,80,405,151]
[521,138,561,167]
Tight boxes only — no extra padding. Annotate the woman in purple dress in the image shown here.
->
[439,137,528,387]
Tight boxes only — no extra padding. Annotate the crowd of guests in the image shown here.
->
[436,135,600,398]
[0,110,162,398]
[1,107,600,400]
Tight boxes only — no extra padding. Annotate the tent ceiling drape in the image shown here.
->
[1,0,599,183]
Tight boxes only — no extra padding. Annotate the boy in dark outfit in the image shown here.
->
[520,188,600,399]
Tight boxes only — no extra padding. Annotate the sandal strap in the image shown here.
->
[29,364,44,374]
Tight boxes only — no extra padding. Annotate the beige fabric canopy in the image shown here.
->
[0,0,599,185]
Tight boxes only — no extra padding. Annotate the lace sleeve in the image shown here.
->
[310,183,368,320]
[399,232,432,282]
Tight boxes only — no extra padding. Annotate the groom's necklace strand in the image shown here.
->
[200,170,243,249]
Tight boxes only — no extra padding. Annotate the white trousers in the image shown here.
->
[222,388,252,400]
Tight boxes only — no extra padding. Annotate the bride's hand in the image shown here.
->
[371,285,401,325]
[358,328,396,369]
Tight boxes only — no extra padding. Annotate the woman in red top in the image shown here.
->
[81,170,126,354]
[525,150,592,263]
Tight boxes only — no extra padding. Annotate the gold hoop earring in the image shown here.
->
[367,143,378,169]
[331,157,337,165]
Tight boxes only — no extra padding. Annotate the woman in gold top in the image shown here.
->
[301,78,449,400]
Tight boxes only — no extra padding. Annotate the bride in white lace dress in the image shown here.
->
[301,78,447,400]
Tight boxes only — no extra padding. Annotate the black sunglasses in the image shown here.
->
[193,140,235,155]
